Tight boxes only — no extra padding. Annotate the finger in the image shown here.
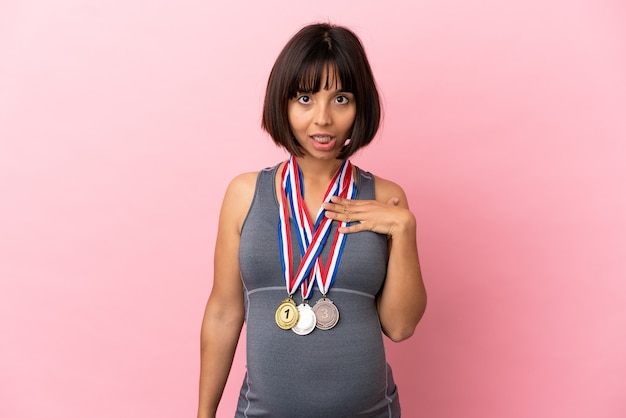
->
[322,202,344,214]
[338,222,365,234]
[329,195,347,204]
[324,208,345,220]
[323,200,356,214]
[325,209,355,224]
[330,196,366,206]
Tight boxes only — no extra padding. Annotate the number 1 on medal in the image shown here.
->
[275,298,299,330]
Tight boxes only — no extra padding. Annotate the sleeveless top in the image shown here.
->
[236,163,401,418]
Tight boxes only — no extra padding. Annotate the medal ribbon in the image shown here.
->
[318,171,357,295]
[277,156,355,299]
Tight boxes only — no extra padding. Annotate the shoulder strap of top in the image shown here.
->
[240,164,280,233]
[252,163,280,209]
[355,166,376,201]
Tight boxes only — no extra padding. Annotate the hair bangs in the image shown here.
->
[290,52,355,97]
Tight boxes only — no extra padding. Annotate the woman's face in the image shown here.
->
[287,69,356,161]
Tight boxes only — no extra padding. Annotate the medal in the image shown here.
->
[291,303,317,335]
[275,297,299,330]
[313,297,339,330]
[276,156,356,333]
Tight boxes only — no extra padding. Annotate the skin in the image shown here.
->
[197,71,426,418]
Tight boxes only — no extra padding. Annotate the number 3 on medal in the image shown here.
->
[318,307,329,320]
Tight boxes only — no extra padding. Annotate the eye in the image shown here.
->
[297,94,311,104]
[334,95,350,104]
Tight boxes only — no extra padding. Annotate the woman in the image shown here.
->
[198,23,427,418]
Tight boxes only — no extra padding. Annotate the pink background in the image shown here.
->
[1,1,625,417]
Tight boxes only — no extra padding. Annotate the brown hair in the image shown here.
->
[262,23,381,159]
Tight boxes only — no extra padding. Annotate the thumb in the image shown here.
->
[387,197,400,206]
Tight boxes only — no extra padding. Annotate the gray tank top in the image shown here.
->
[236,163,401,418]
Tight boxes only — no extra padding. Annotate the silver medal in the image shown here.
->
[291,303,317,335]
[313,298,339,330]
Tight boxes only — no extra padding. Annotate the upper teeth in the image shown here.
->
[313,136,331,143]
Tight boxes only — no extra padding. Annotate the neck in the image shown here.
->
[293,155,346,183]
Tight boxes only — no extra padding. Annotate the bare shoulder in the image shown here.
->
[225,172,258,197]
[372,174,410,208]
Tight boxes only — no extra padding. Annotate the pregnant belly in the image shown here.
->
[243,291,390,416]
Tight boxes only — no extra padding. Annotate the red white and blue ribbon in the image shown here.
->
[277,155,356,299]
[317,168,356,295]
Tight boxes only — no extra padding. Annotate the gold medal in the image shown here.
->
[313,297,339,330]
[275,298,299,330]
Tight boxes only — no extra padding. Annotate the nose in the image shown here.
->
[314,102,332,126]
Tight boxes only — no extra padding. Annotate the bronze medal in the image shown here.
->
[275,298,299,330]
[313,298,339,330]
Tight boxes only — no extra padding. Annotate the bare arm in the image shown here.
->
[374,179,426,341]
[197,173,257,418]
[323,177,426,342]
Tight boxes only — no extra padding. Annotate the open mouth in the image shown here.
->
[311,135,333,144]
